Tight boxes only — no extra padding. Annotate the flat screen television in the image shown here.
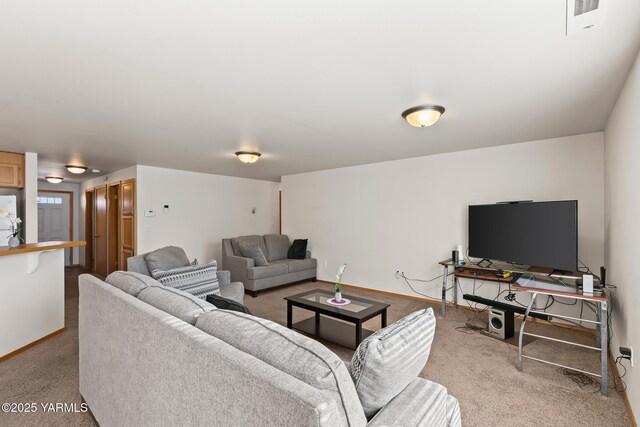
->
[468,201,578,272]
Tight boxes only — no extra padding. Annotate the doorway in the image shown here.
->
[38,191,73,266]
[85,179,135,276]
[84,189,94,270]
[94,185,108,276]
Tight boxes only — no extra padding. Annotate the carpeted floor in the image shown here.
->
[0,268,631,426]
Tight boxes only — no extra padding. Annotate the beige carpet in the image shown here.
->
[0,269,631,426]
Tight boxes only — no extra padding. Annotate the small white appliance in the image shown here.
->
[0,195,18,246]
[582,274,594,294]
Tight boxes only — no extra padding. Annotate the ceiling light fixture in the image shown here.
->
[65,165,88,174]
[235,151,262,164]
[45,176,64,184]
[401,104,445,128]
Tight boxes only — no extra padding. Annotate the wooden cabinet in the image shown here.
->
[0,152,25,188]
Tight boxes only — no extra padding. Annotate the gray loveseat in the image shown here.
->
[222,234,317,297]
[127,246,245,304]
[78,273,461,427]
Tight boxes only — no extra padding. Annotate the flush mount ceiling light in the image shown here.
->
[65,165,88,174]
[45,176,64,184]
[401,104,445,128]
[235,151,261,164]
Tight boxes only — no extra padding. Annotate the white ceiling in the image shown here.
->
[0,1,639,182]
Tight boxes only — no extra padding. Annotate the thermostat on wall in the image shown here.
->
[144,209,156,217]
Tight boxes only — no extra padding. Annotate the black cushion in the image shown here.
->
[206,294,252,315]
[287,239,308,260]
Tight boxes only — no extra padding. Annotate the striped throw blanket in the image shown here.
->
[151,260,221,299]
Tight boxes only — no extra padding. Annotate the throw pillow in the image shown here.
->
[287,239,308,260]
[206,294,252,314]
[151,260,221,299]
[238,241,268,266]
[144,246,191,272]
[349,308,436,419]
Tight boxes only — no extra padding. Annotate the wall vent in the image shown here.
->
[574,0,599,16]
[566,0,607,35]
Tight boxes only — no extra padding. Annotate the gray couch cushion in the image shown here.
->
[105,271,162,297]
[195,310,367,427]
[144,246,191,273]
[237,241,268,266]
[264,234,290,261]
[247,263,289,279]
[137,285,216,325]
[219,281,244,304]
[231,235,267,258]
[284,258,317,273]
[151,260,221,299]
[349,308,436,419]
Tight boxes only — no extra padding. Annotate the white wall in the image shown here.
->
[24,152,38,243]
[282,133,604,321]
[604,49,639,421]
[38,181,81,264]
[79,166,137,266]
[0,249,65,358]
[136,165,279,265]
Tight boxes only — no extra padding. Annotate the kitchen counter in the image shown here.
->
[0,240,85,257]
[0,240,86,360]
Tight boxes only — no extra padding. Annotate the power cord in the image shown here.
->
[613,356,628,392]
[398,272,452,302]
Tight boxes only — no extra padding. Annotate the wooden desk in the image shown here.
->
[514,284,608,396]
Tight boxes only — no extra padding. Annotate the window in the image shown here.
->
[37,196,62,204]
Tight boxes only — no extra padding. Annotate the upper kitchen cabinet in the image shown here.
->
[0,152,25,188]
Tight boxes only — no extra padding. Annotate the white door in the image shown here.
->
[38,192,71,266]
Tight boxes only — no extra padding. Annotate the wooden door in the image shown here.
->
[94,186,108,277]
[119,179,135,270]
[107,184,120,274]
[84,190,94,269]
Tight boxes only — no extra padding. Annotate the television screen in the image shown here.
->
[468,201,578,272]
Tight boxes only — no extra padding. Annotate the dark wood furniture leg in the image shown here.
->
[287,301,293,328]
[381,308,388,328]
[355,320,363,346]
[315,312,320,336]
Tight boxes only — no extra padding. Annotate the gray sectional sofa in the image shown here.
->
[78,273,461,427]
[222,234,317,297]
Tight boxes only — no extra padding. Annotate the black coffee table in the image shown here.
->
[285,289,389,349]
